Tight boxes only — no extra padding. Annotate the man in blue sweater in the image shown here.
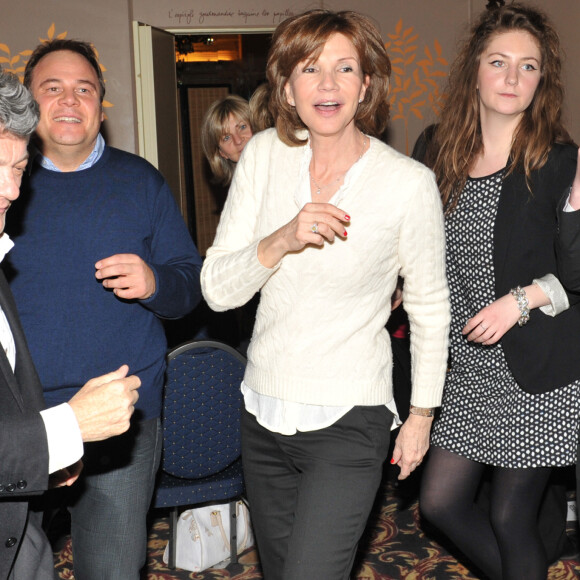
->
[0,69,143,580]
[7,40,203,579]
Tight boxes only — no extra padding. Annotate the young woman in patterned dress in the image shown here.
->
[418,3,580,579]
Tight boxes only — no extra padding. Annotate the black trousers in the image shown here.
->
[241,405,392,580]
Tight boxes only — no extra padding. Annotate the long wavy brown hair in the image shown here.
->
[266,10,391,147]
[425,2,573,213]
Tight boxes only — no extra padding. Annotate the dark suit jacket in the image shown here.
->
[414,130,580,394]
[0,269,49,579]
[556,187,580,290]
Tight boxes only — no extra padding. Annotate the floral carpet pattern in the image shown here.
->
[55,478,580,579]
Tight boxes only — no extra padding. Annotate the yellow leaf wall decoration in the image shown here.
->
[0,23,113,117]
[385,19,449,153]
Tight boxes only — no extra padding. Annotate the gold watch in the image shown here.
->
[409,405,435,417]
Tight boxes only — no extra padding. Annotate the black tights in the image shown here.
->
[420,446,552,580]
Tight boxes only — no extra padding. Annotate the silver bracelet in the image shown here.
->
[510,286,530,326]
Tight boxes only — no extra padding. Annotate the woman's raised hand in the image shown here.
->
[258,202,350,268]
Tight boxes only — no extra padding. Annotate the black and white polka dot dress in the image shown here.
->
[430,170,580,468]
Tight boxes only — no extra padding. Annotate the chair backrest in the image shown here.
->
[161,340,246,479]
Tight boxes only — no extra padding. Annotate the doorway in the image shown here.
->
[176,34,271,255]
[133,26,271,255]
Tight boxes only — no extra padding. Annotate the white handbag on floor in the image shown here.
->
[163,499,254,572]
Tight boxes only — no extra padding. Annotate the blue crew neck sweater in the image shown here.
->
[7,146,202,420]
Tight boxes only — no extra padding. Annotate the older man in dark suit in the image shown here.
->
[556,148,580,548]
[0,69,140,579]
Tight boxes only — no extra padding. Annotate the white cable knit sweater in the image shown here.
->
[201,128,450,409]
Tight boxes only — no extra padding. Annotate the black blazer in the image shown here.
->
[495,143,580,393]
[0,269,49,579]
[556,188,580,291]
[414,131,580,394]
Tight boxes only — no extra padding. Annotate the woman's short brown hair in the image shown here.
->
[266,10,391,146]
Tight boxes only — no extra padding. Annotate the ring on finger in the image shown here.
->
[311,222,319,234]
[480,322,487,331]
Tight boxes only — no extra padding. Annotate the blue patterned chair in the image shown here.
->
[152,339,246,569]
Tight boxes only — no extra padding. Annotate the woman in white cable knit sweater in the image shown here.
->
[201,10,450,580]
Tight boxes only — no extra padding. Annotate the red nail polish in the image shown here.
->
[390,458,395,464]
[344,214,350,221]
[343,230,348,237]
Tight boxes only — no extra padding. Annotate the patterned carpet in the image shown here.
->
[54,470,580,580]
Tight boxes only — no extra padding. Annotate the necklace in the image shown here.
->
[309,133,367,195]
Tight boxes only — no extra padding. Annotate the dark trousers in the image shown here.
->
[241,405,392,580]
[43,417,162,580]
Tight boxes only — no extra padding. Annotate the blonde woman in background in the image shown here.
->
[201,94,253,186]
[248,83,274,133]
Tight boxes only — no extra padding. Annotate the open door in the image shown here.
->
[132,23,186,217]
